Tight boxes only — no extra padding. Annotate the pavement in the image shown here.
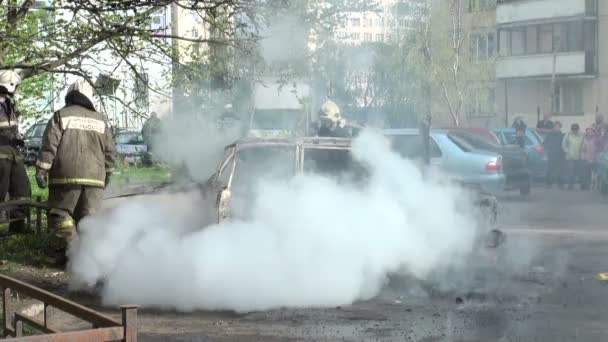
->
[8,187,608,341]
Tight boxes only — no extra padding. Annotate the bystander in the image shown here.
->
[543,121,565,188]
[562,123,584,190]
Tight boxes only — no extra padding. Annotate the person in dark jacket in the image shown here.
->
[36,79,116,264]
[543,121,565,188]
[0,70,31,233]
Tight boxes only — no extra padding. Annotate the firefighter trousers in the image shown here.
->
[0,145,31,233]
[48,185,104,239]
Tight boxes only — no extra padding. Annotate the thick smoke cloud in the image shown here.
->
[69,130,481,312]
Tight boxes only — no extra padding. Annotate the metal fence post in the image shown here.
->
[121,305,139,342]
[36,196,42,234]
[3,287,14,338]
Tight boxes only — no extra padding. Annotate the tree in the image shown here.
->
[408,0,496,126]
[0,0,259,121]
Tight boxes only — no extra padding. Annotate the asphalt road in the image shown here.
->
[128,187,608,342]
[10,187,608,341]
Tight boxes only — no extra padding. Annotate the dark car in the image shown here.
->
[449,130,532,195]
[23,120,47,166]
[493,128,547,180]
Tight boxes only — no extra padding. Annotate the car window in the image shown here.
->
[303,147,368,183]
[25,124,46,138]
[451,132,499,151]
[388,134,442,159]
[447,134,474,152]
[232,146,296,190]
[501,131,534,146]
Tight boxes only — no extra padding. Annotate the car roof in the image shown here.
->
[383,128,449,135]
[231,136,352,149]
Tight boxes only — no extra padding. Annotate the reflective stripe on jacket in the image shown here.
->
[37,105,116,187]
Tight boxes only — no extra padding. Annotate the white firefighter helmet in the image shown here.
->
[318,100,343,125]
[0,70,21,95]
[67,78,95,102]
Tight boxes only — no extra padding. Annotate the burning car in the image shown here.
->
[198,136,499,243]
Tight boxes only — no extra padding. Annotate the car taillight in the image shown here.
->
[535,145,544,154]
[486,161,502,172]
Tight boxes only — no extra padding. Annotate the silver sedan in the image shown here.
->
[384,129,506,194]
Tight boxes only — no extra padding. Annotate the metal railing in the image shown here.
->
[1,274,138,341]
[0,198,49,236]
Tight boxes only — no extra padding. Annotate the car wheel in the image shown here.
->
[520,182,531,196]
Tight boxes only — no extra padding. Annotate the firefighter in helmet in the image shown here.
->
[0,70,31,233]
[317,100,352,138]
[36,78,116,265]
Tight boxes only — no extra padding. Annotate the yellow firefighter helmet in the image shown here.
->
[0,70,21,95]
[318,100,343,125]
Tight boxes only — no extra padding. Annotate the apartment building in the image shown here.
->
[494,0,602,128]
[335,0,424,44]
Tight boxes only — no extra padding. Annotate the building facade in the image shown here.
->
[495,0,602,129]
[335,0,424,45]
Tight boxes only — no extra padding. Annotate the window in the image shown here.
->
[364,33,372,42]
[511,28,525,55]
[337,31,348,39]
[469,0,496,12]
[525,26,537,54]
[499,30,509,56]
[351,18,361,26]
[539,24,553,53]
[376,33,384,42]
[471,32,495,61]
[567,22,584,52]
[374,18,382,27]
[389,135,442,159]
[351,32,360,40]
[150,14,166,31]
[554,83,583,115]
[364,18,372,27]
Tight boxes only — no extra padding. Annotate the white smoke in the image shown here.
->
[69,130,481,312]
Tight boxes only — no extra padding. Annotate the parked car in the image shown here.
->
[23,120,47,166]
[383,129,506,194]
[448,130,531,195]
[492,128,547,180]
[114,129,147,165]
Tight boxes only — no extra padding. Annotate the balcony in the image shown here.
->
[497,0,597,26]
[496,51,596,79]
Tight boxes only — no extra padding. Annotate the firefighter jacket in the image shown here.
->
[36,104,116,187]
[0,96,19,145]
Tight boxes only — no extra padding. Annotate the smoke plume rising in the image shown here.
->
[69,130,481,312]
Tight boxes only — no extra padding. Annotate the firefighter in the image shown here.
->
[35,79,116,262]
[0,70,31,233]
[317,100,353,138]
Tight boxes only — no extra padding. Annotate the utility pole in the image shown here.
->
[550,43,558,117]
[171,2,179,117]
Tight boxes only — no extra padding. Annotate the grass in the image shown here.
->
[25,164,172,201]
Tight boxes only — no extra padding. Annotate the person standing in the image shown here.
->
[0,70,31,233]
[543,121,565,188]
[142,112,162,152]
[581,127,597,190]
[537,112,554,132]
[35,79,116,264]
[562,123,584,190]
